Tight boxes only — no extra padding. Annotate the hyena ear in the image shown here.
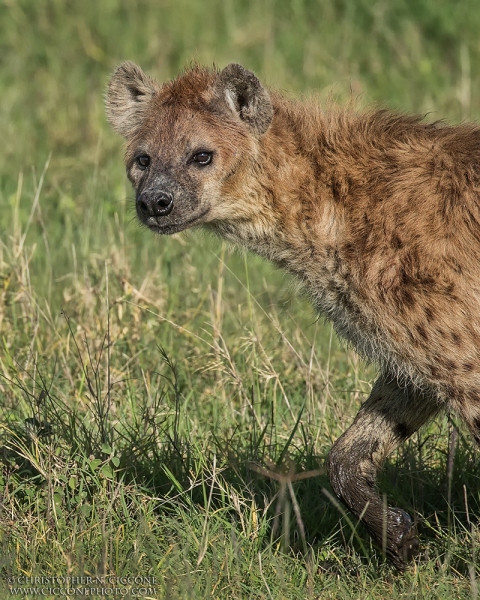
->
[217,64,273,135]
[106,61,158,138]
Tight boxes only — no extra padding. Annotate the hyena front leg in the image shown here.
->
[326,375,438,570]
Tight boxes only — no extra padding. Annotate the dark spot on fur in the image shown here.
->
[400,267,413,287]
[450,332,462,346]
[402,290,415,309]
[446,257,463,274]
[333,249,341,272]
[418,274,436,287]
[445,283,455,296]
[391,234,403,250]
[463,362,475,372]
[441,358,457,371]
[415,324,428,341]
[424,307,435,323]
[342,242,356,260]
[331,175,349,203]
[394,423,410,440]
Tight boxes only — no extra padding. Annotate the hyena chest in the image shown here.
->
[302,255,397,370]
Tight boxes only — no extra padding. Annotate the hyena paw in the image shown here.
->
[386,508,419,570]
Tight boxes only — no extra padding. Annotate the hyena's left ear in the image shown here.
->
[217,64,273,136]
[106,61,158,139]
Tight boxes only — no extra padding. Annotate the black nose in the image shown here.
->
[137,190,174,217]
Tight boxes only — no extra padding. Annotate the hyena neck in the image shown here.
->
[216,97,343,284]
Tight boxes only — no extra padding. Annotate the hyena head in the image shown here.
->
[106,62,273,235]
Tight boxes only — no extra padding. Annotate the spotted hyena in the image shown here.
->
[106,61,480,569]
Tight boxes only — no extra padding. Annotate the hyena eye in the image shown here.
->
[192,151,212,166]
[136,155,150,169]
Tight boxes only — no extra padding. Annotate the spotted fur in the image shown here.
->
[106,62,480,569]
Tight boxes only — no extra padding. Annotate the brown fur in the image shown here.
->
[106,61,480,569]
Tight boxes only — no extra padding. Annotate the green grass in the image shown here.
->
[1,0,480,598]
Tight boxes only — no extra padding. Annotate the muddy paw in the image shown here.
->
[386,508,419,571]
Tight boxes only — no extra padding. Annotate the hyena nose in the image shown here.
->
[137,190,174,217]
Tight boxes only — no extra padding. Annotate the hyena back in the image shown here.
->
[106,61,480,569]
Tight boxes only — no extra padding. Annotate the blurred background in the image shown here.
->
[1,1,480,596]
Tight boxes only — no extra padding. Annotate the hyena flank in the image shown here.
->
[106,61,480,569]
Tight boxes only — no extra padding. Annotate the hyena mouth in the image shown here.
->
[146,207,211,235]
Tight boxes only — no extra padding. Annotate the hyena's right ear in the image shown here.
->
[217,64,273,136]
[106,61,158,139]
